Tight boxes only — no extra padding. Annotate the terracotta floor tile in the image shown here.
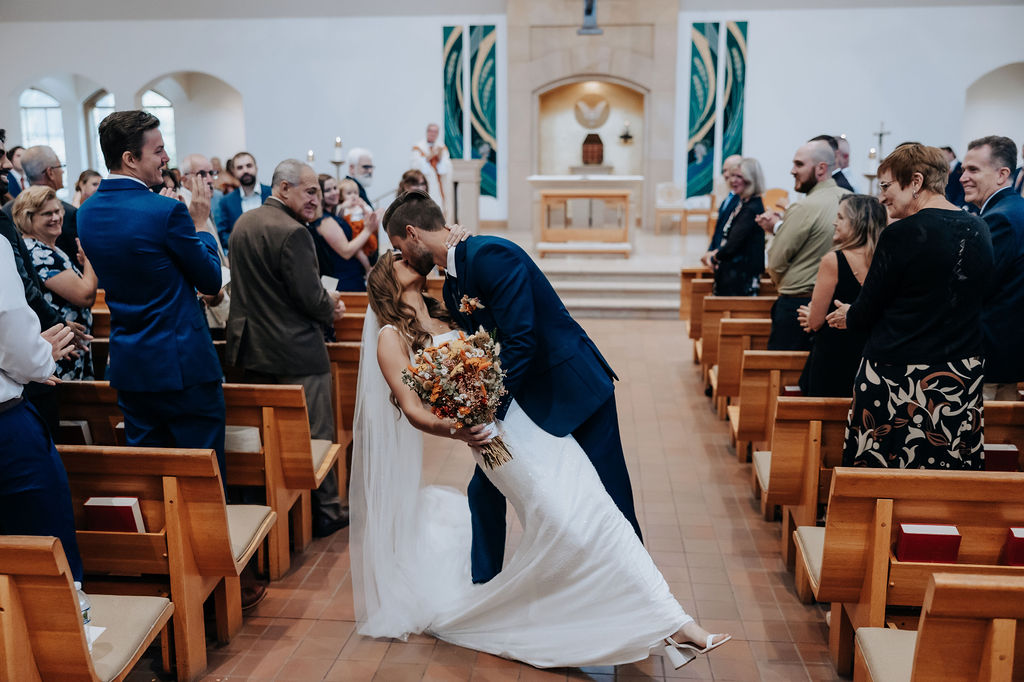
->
[423,663,475,681]
[274,655,336,681]
[372,662,429,681]
[325,659,380,681]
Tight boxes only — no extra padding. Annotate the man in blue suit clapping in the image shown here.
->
[384,191,642,584]
[78,110,226,481]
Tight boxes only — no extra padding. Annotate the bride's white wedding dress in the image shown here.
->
[350,313,693,667]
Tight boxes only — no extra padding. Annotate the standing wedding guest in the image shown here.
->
[78,110,227,481]
[700,155,743,267]
[312,174,374,291]
[834,136,857,192]
[72,170,101,207]
[216,151,271,250]
[6,145,25,197]
[709,157,765,296]
[961,135,1024,400]
[345,147,375,208]
[181,153,224,230]
[797,195,886,396]
[942,146,969,209]
[757,139,850,350]
[3,145,79,263]
[0,131,66,436]
[397,169,428,195]
[0,235,84,582]
[810,135,854,192]
[179,153,229,332]
[14,186,97,380]
[410,123,453,221]
[226,159,350,537]
[827,144,993,469]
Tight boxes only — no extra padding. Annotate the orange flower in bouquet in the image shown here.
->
[401,328,513,468]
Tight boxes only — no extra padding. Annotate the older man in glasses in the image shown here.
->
[345,147,376,208]
[2,145,78,263]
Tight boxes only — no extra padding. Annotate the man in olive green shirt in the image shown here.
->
[757,140,850,350]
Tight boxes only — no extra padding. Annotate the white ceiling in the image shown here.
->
[1,0,1018,22]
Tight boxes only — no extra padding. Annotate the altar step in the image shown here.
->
[539,261,681,319]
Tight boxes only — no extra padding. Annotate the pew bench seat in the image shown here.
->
[752,450,771,501]
[793,525,825,596]
[853,628,916,682]
[90,593,175,682]
[227,505,276,565]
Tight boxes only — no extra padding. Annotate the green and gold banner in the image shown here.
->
[470,24,497,198]
[687,22,719,198]
[442,26,464,159]
[722,21,748,161]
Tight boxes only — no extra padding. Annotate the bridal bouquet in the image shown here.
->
[402,328,513,468]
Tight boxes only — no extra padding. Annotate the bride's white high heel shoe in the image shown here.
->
[663,633,732,669]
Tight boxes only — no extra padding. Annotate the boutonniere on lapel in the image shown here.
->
[459,295,485,315]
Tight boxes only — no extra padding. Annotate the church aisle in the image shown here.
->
[128,318,839,682]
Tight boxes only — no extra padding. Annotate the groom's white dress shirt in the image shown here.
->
[446,245,458,278]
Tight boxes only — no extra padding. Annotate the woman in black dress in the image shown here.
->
[710,158,766,296]
[826,144,993,469]
[797,195,886,397]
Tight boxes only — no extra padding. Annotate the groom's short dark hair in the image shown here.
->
[383,190,445,239]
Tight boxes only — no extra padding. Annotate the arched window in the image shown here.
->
[84,90,115,173]
[19,88,66,163]
[142,89,176,167]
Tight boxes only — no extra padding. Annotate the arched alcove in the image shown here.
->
[536,79,645,176]
[963,62,1024,155]
[136,71,246,165]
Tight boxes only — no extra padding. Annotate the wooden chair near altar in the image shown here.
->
[0,535,175,682]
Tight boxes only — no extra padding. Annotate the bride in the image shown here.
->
[349,249,731,669]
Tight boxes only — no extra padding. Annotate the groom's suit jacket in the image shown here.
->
[442,236,616,437]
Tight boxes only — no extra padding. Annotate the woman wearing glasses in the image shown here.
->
[827,144,993,469]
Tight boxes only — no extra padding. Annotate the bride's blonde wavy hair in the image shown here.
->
[367,250,452,353]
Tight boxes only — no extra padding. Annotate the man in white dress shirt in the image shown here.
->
[0,237,84,581]
[411,123,454,222]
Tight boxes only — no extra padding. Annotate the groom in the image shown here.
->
[383,190,642,584]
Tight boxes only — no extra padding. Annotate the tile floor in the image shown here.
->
[127,318,840,681]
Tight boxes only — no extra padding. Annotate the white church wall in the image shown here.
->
[963,63,1024,159]
[676,5,1024,197]
[0,14,507,220]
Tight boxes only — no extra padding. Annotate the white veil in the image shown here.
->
[349,305,429,637]
[350,306,475,640]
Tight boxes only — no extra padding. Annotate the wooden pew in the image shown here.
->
[699,295,777,384]
[327,342,361,447]
[708,318,771,418]
[679,266,711,321]
[338,291,368,311]
[728,350,808,462]
[56,381,338,582]
[0,535,174,682]
[751,397,849,528]
[791,467,1024,675]
[854,572,1024,682]
[221,384,342,580]
[59,445,275,681]
[334,312,366,342]
[689,279,713,364]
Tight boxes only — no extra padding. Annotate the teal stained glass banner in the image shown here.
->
[469,24,497,198]
[442,26,464,159]
[687,22,719,198]
[722,21,748,161]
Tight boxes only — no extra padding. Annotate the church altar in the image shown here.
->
[527,174,643,257]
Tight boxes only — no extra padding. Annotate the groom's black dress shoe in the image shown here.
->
[313,510,350,538]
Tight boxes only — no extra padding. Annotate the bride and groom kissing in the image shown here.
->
[350,190,730,669]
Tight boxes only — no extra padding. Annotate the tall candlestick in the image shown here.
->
[307,149,315,162]
[333,137,344,163]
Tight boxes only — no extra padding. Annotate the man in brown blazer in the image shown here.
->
[226,158,349,536]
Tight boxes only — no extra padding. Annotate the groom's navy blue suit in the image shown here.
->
[442,236,642,583]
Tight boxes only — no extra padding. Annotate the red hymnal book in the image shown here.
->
[84,497,146,533]
[985,444,1020,472]
[895,524,961,563]
[1001,528,1024,566]
[782,385,803,397]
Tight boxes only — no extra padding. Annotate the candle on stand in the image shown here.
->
[333,137,344,162]
[307,149,315,162]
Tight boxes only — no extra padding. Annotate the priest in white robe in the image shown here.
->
[410,123,453,222]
